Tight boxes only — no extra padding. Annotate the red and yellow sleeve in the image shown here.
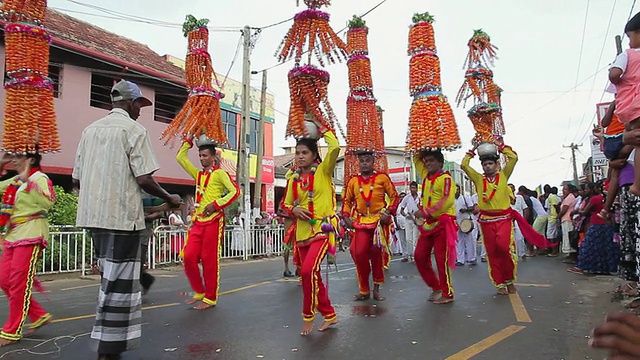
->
[341,178,357,217]
[382,174,399,213]
[501,145,518,179]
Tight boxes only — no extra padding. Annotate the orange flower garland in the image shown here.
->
[275,9,347,66]
[406,12,461,153]
[344,16,387,182]
[160,16,228,147]
[458,29,504,146]
[2,1,61,153]
[374,106,388,174]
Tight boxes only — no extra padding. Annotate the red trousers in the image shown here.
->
[479,216,517,289]
[0,244,49,341]
[350,227,384,295]
[183,217,223,305]
[298,239,336,322]
[414,226,454,298]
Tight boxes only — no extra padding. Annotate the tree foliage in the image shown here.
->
[49,185,78,226]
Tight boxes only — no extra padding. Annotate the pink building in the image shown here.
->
[0,9,276,210]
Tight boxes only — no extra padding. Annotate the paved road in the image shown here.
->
[0,254,623,359]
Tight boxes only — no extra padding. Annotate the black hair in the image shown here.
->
[399,192,406,196]
[410,181,418,187]
[585,182,597,191]
[420,149,444,164]
[479,155,499,164]
[518,185,529,193]
[528,190,538,198]
[551,187,558,194]
[198,144,216,156]
[566,184,578,193]
[26,152,42,168]
[625,12,640,33]
[296,138,321,162]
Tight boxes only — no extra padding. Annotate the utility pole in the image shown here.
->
[238,25,252,260]
[563,143,582,185]
[252,70,267,216]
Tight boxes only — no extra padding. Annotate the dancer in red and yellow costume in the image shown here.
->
[177,139,239,309]
[282,119,340,336]
[342,153,398,301]
[461,138,551,295]
[0,154,54,346]
[412,150,458,304]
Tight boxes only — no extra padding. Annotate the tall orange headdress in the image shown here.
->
[457,29,504,146]
[160,15,228,147]
[3,0,61,153]
[276,0,347,139]
[406,12,461,153]
[343,16,387,183]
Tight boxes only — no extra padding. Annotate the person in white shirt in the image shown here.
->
[398,182,421,262]
[393,193,407,256]
[509,184,529,258]
[470,193,485,262]
[455,187,478,265]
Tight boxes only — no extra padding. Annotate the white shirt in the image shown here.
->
[610,49,640,72]
[530,197,547,217]
[399,193,421,218]
[73,108,160,231]
[455,194,473,224]
[511,194,528,216]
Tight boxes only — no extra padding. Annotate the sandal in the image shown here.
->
[433,296,454,304]
[625,298,640,309]
[566,267,584,275]
[353,293,370,301]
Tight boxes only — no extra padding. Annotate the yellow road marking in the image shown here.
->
[445,325,526,360]
[218,281,272,295]
[60,283,100,291]
[36,281,273,326]
[509,293,532,323]
[515,283,552,288]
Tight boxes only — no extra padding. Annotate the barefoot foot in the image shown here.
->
[353,293,370,301]
[318,318,338,332]
[507,284,517,294]
[373,285,386,301]
[433,296,454,304]
[0,338,17,347]
[301,321,314,336]
[24,317,52,337]
[185,298,200,305]
[428,290,442,302]
[193,302,215,310]
[496,287,509,295]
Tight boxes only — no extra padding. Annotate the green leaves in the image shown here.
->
[412,12,435,24]
[472,29,490,41]
[348,15,367,29]
[49,185,78,226]
[182,14,210,37]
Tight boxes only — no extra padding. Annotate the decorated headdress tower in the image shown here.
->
[343,16,387,183]
[406,12,461,153]
[160,15,228,147]
[2,0,61,153]
[456,29,504,146]
[276,0,347,139]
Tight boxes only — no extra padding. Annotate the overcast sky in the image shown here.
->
[48,0,633,188]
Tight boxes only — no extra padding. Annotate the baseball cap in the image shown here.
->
[111,80,153,107]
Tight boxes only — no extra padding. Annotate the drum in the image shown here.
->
[460,218,474,234]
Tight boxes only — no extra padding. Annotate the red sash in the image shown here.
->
[480,208,554,249]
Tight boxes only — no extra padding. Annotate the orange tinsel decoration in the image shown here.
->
[275,9,347,66]
[160,16,228,147]
[374,107,388,174]
[2,0,61,153]
[347,27,368,56]
[406,13,460,153]
[464,29,499,69]
[287,65,342,139]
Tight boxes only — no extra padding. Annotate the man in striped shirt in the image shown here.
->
[73,80,181,360]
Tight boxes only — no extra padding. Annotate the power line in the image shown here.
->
[255,0,390,73]
[564,0,591,144]
[570,0,617,144]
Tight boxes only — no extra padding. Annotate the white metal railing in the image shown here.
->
[36,224,285,275]
[149,224,285,268]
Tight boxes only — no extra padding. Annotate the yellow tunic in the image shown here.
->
[0,172,55,246]
[414,157,456,227]
[283,131,340,244]
[177,142,240,222]
[460,146,518,212]
[341,173,399,227]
